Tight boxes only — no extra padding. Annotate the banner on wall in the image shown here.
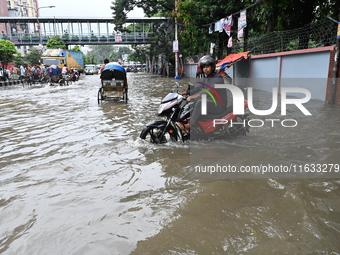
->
[237,10,247,39]
[237,27,244,38]
[210,43,215,55]
[223,15,233,36]
[237,17,244,38]
[214,20,223,32]
[228,37,233,47]
[239,10,247,29]
[209,24,214,34]
[173,40,179,52]
[115,35,122,42]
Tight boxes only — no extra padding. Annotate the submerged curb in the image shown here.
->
[0,80,24,86]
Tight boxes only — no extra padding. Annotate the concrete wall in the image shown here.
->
[183,46,336,102]
[249,47,332,101]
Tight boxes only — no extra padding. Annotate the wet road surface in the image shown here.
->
[1,72,340,254]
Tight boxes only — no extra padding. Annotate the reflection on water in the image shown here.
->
[0,73,340,254]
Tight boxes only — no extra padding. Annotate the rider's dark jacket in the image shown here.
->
[186,72,227,105]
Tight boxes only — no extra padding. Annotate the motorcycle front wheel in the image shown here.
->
[228,115,250,136]
[140,126,177,144]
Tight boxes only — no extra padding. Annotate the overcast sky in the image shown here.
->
[38,0,144,18]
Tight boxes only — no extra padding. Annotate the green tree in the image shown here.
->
[129,45,148,63]
[174,0,242,58]
[111,0,173,31]
[26,47,43,65]
[70,45,82,52]
[125,23,152,33]
[84,53,95,64]
[0,39,18,68]
[13,52,26,67]
[110,0,339,61]
[111,0,176,66]
[118,46,132,55]
[46,35,66,49]
[109,46,133,62]
[86,45,115,64]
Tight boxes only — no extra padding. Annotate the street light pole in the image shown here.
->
[35,6,55,42]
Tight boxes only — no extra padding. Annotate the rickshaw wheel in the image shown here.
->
[40,77,48,85]
[97,88,103,103]
[123,90,128,103]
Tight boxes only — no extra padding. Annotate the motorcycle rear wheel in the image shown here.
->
[140,126,177,144]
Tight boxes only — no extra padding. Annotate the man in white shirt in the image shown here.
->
[20,65,25,77]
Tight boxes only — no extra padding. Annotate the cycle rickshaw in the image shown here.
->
[46,65,68,86]
[97,62,128,103]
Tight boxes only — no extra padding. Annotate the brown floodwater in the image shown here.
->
[0,72,340,254]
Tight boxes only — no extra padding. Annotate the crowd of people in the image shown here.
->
[0,64,80,85]
[0,66,11,81]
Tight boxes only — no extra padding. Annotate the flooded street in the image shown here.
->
[1,72,340,254]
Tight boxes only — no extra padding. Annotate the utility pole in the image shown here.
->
[174,0,181,79]
[328,15,340,104]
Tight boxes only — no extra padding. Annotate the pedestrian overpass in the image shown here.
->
[0,16,168,46]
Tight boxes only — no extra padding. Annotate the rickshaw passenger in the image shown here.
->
[47,65,62,82]
[32,65,41,78]
[99,58,109,74]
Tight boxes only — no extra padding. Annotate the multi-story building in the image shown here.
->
[7,0,38,17]
[0,1,9,32]
[2,0,39,54]
[3,0,38,35]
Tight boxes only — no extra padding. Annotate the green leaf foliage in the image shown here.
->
[70,45,82,52]
[86,45,116,64]
[46,35,66,49]
[26,47,43,65]
[110,0,339,61]
[0,39,18,67]
[13,52,26,67]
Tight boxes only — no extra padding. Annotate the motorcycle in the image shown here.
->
[140,82,250,144]
[69,70,79,81]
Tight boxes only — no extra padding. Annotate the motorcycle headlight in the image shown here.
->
[158,103,167,114]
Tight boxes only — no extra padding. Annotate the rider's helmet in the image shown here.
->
[198,55,215,71]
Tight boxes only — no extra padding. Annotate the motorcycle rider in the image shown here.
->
[178,55,227,133]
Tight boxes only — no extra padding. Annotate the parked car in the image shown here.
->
[84,66,95,75]
[84,65,99,74]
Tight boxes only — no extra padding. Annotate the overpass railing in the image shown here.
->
[0,32,156,45]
